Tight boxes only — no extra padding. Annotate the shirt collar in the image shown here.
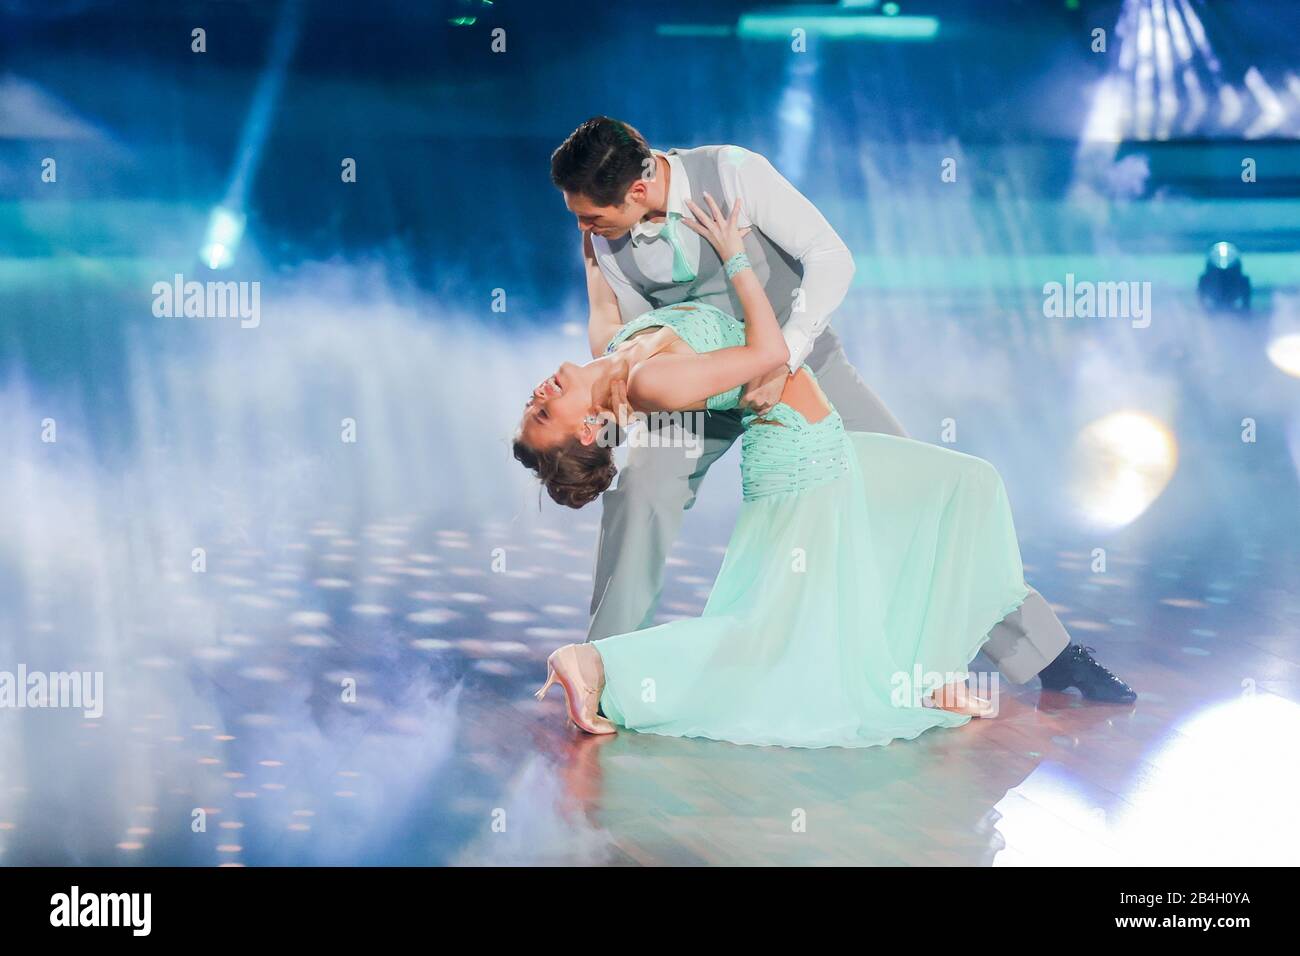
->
[630,150,690,245]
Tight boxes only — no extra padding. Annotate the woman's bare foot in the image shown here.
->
[535,643,616,735]
[924,679,997,718]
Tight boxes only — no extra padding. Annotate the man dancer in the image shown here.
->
[550,116,1134,703]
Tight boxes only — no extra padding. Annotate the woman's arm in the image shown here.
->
[627,195,789,412]
[583,232,624,359]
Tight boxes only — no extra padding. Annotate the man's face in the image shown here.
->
[564,190,645,240]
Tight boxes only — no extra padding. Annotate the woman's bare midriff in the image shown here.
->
[773,367,833,424]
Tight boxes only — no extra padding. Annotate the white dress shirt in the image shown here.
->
[593,146,856,373]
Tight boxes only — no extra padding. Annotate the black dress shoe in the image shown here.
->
[1038,644,1137,703]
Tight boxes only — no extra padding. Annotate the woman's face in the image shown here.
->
[518,360,604,451]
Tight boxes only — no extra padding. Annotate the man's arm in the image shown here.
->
[719,147,856,372]
[586,234,654,358]
[583,232,624,358]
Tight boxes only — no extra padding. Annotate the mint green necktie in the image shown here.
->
[660,213,696,283]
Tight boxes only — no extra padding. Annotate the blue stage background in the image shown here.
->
[1,0,1298,865]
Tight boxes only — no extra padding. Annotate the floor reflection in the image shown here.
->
[3,497,1292,866]
[992,693,1300,866]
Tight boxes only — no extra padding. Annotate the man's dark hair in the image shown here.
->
[550,116,653,207]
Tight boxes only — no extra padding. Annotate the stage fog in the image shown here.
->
[1,0,1297,865]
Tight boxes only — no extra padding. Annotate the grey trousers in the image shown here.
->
[586,327,1069,684]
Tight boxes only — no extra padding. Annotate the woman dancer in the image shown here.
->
[514,196,1029,748]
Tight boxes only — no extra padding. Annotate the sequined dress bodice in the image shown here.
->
[604,304,849,502]
[605,303,748,411]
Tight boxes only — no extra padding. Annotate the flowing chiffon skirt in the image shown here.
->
[594,431,1031,749]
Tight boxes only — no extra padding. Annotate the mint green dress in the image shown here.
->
[595,303,1031,749]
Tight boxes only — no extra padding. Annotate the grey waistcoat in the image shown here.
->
[606,146,805,329]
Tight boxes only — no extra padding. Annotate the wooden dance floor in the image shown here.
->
[470,526,1300,866]
[1,506,1296,867]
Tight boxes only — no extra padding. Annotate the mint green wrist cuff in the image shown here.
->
[724,251,752,280]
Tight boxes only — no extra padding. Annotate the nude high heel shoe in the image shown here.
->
[925,679,998,719]
[535,644,616,735]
